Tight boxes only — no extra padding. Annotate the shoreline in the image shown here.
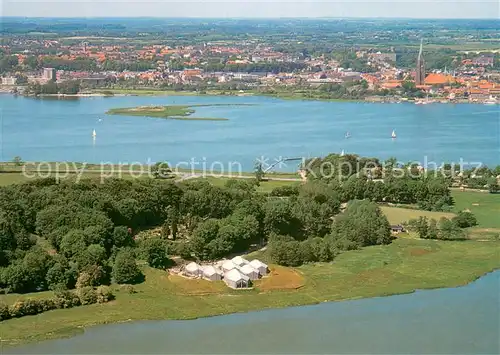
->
[2,263,499,348]
[6,90,495,105]
[1,237,499,347]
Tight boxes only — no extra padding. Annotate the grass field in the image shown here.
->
[0,169,301,189]
[380,206,456,225]
[254,266,305,291]
[451,190,500,228]
[1,237,499,346]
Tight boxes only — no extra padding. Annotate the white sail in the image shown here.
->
[340,149,345,156]
[92,129,97,137]
[391,130,396,138]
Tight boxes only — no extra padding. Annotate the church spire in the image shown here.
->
[416,38,425,85]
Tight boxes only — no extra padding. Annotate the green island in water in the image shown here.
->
[106,104,255,121]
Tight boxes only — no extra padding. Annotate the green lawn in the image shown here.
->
[451,190,500,228]
[380,206,456,225]
[0,173,30,186]
[1,238,499,346]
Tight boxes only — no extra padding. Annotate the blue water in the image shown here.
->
[0,95,498,171]
[6,271,500,354]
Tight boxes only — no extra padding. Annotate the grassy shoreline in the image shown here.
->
[1,238,499,347]
[95,88,365,102]
[0,171,499,347]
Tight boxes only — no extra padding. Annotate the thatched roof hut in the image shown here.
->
[184,262,202,277]
[224,269,250,289]
[239,264,260,280]
[231,256,249,267]
[249,259,269,276]
[202,265,223,281]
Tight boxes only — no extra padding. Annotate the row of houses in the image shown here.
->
[183,256,269,289]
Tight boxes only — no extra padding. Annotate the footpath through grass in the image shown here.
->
[1,238,499,347]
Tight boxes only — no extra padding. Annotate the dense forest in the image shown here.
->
[0,153,490,297]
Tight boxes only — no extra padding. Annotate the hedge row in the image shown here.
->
[0,286,114,322]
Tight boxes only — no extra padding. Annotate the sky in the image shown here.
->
[1,0,499,18]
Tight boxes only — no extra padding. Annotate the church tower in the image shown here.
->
[415,39,425,85]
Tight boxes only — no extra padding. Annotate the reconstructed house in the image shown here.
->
[221,260,237,272]
[184,262,202,277]
[231,256,249,267]
[249,259,269,276]
[390,225,405,234]
[224,269,250,289]
[202,265,223,281]
[239,264,260,280]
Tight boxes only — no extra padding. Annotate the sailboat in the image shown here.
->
[92,129,97,138]
[391,130,397,139]
[345,131,351,139]
[340,149,345,156]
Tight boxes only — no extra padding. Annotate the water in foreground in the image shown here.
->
[7,270,499,354]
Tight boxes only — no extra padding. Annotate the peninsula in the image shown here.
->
[0,155,499,346]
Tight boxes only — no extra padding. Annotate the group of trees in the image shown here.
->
[0,153,472,294]
[25,80,81,95]
[269,199,392,266]
[302,154,454,211]
[0,178,182,293]
[407,211,477,241]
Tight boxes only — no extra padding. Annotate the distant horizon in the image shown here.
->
[2,0,498,19]
[1,16,499,20]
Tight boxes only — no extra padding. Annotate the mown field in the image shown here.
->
[0,164,301,187]
[380,206,456,225]
[1,237,499,346]
[451,190,500,228]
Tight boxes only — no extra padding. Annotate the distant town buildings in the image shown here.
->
[1,77,17,85]
[42,68,56,81]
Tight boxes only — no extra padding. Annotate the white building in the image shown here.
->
[184,262,202,277]
[202,265,223,281]
[239,264,260,280]
[1,77,17,85]
[221,260,236,272]
[231,256,248,267]
[249,259,269,276]
[224,269,250,289]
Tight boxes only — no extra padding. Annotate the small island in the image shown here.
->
[106,104,254,121]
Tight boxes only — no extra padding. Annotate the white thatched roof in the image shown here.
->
[185,262,202,273]
[224,269,249,282]
[249,259,268,269]
[222,260,236,271]
[239,264,258,275]
[231,256,248,266]
[202,265,222,276]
